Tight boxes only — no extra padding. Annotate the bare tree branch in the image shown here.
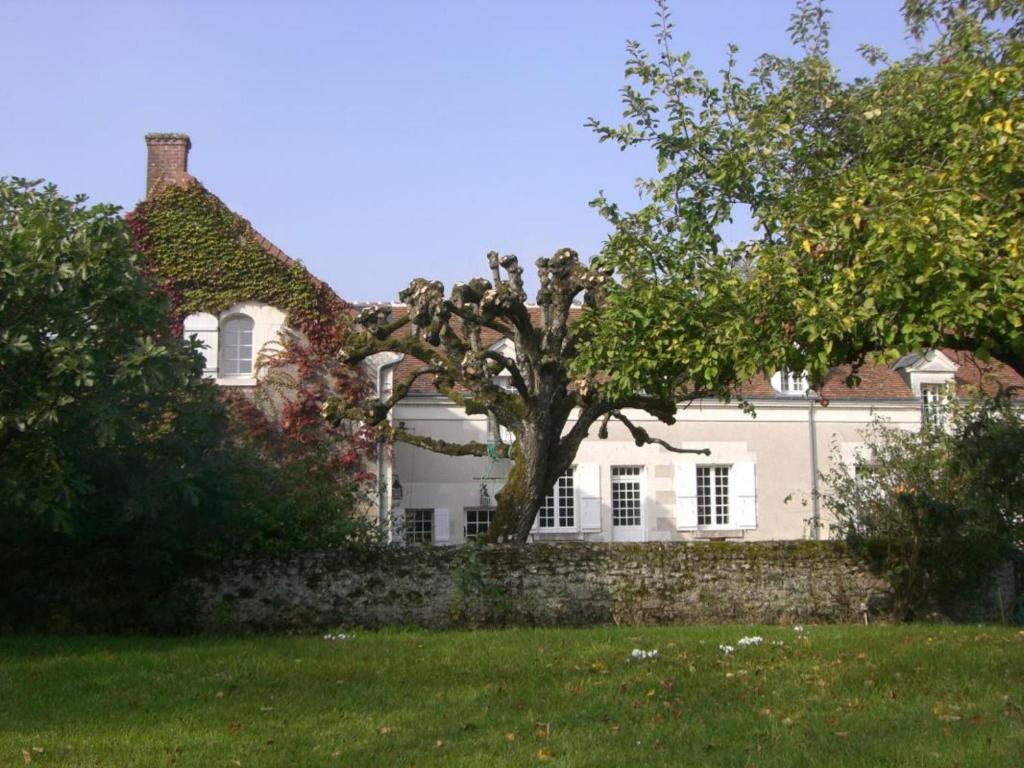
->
[610,410,711,455]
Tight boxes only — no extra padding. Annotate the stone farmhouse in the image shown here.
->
[138,134,1024,546]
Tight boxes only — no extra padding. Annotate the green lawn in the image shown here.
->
[2,626,1023,767]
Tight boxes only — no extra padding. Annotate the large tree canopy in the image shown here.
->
[0,178,211,531]
[577,0,1024,396]
[327,249,719,543]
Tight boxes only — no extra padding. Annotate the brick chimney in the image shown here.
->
[145,133,191,198]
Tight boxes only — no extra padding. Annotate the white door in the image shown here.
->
[610,466,645,542]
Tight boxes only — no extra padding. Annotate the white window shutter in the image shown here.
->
[182,312,219,378]
[577,464,602,532]
[433,508,451,545]
[675,463,698,530]
[390,507,405,545]
[731,461,757,530]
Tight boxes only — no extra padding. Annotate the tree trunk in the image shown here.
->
[486,430,554,543]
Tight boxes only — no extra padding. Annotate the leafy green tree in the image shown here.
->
[823,397,1024,618]
[0,179,372,630]
[578,0,1024,395]
[0,178,212,530]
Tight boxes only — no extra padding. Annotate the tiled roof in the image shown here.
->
[377,303,1022,402]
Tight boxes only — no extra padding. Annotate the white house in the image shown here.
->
[140,133,1023,546]
[379,343,1021,545]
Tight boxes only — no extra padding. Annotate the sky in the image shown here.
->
[1,1,914,302]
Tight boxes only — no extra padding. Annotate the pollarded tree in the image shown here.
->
[326,248,728,543]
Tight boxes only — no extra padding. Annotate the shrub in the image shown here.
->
[824,396,1023,619]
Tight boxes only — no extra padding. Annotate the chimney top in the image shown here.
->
[145,133,192,198]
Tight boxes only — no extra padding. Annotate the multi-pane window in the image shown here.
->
[465,508,494,539]
[221,315,254,376]
[921,383,948,428]
[538,469,575,528]
[778,369,808,395]
[696,466,730,527]
[405,509,433,544]
[611,466,642,526]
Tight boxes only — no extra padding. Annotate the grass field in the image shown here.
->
[2,625,1023,767]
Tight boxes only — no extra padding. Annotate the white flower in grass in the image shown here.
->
[771,640,785,646]
[719,644,735,655]
[323,632,352,642]
[630,648,658,660]
[737,636,763,647]
[794,625,805,633]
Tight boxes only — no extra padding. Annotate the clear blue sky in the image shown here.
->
[2,1,911,302]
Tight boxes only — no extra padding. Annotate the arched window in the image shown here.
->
[220,315,254,376]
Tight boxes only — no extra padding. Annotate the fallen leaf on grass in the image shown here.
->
[537,749,552,760]
[215,691,225,699]
[378,726,393,735]
[435,739,444,748]
[504,732,517,742]
[227,723,242,734]
[536,723,550,738]
[834,731,849,738]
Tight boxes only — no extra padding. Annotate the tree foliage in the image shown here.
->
[579,0,1024,396]
[0,178,212,531]
[824,397,1024,618]
[0,179,374,630]
[328,249,716,543]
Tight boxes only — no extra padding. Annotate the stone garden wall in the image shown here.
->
[189,541,900,632]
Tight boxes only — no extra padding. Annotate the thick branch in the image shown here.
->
[477,350,530,399]
[610,411,711,455]
[375,421,512,458]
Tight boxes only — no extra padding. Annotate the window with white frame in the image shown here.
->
[774,369,809,395]
[538,468,575,529]
[464,508,495,539]
[696,465,730,527]
[220,314,255,376]
[611,466,642,526]
[921,383,948,428]
[405,509,433,544]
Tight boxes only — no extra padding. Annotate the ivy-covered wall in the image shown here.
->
[126,177,375,488]
[127,181,347,348]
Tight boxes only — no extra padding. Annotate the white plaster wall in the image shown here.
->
[389,396,925,544]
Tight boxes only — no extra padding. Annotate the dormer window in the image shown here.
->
[494,373,515,392]
[893,349,958,428]
[221,315,255,376]
[921,383,949,428]
[771,369,808,396]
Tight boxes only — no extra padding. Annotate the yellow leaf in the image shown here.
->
[802,239,812,254]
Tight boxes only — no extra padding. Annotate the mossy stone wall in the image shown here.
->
[190,541,904,631]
